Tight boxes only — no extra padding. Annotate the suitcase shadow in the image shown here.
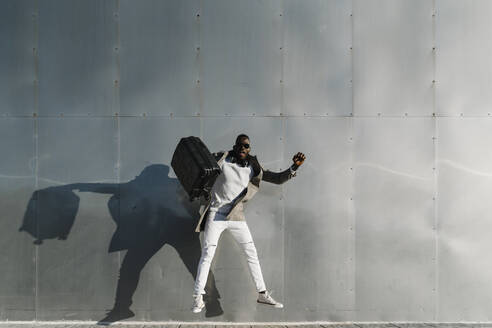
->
[19,164,223,322]
[20,185,80,245]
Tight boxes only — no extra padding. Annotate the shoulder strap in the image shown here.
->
[217,151,228,165]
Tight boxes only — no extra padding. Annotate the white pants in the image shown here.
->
[193,211,267,295]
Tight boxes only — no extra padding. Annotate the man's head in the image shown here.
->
[233,134,250,160]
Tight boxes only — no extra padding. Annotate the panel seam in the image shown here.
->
[33,0,39,321]
[432,0,439,321]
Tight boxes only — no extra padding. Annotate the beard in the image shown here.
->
[229,148,249,167]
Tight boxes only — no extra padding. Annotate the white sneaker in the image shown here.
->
[257,290,283,308]
[191,294,205,313]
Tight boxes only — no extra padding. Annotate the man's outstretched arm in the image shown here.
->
[261,152,306,185]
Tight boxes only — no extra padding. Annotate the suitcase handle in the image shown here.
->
[189,188,211,202]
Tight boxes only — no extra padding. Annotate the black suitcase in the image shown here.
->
[171,136,221,201]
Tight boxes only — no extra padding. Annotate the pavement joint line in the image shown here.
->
[3,322,492,326]
[0,322,357,326]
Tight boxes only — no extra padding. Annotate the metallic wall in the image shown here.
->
[1,0,491,322]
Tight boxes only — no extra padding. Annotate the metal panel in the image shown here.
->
[118,117,202,321]
[435,0,492,116]
[283,117,353,321]
[36,118,119,320]
[201,117,284,321]
[0,118,35,320]
[38,0,116,116]
[200,0,282,117]
[119,0,200,117]
[437,118,492,320]
[353,118,435,320]
[353,0,434,117]
[282,0,352,116]
[0,0,35,116]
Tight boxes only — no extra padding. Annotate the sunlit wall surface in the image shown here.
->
[1,0,491,322]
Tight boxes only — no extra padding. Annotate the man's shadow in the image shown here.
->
[19,164,223,323]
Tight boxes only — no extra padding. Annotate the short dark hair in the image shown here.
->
[235,134,249,144]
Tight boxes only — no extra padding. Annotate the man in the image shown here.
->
[192,134,306,313]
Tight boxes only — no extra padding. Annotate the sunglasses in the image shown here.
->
[236,143,250,149]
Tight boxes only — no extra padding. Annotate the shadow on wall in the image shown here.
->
[19,164,223,322]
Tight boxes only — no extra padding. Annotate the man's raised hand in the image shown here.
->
[292,152,306,167]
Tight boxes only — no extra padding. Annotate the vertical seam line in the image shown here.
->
[33,0,39,321]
